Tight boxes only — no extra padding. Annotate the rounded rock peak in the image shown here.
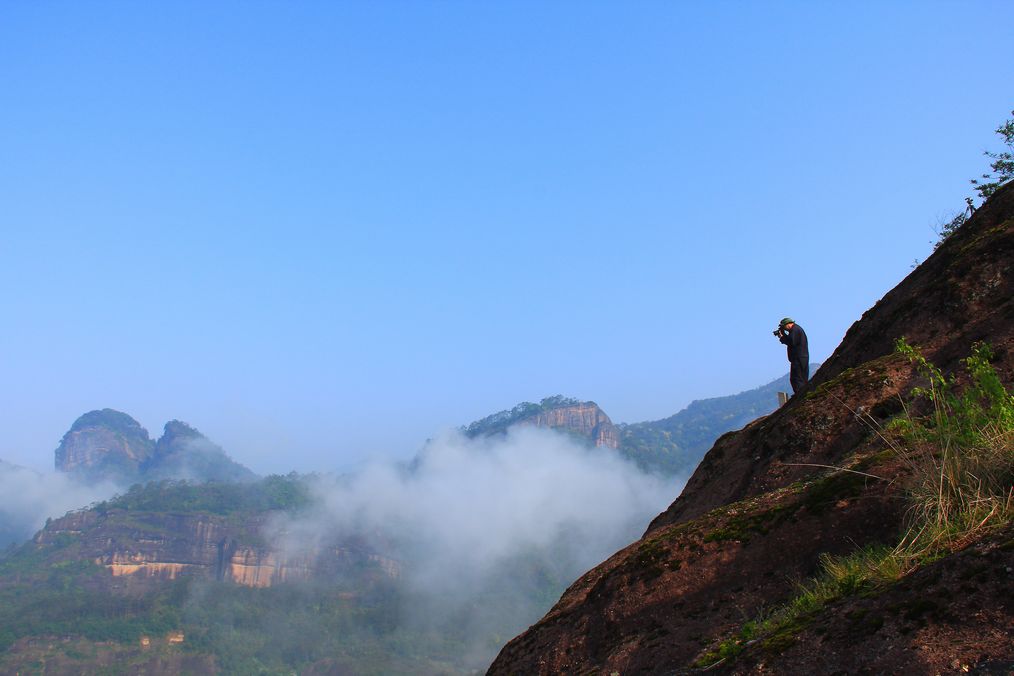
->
[69,409,148,438]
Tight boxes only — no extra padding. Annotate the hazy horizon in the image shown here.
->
[6,364,797,476]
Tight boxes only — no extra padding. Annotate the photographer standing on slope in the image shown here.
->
[774,317,809,395]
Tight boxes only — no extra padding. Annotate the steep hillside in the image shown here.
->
[652,181,1013,532]
[488,181,1014,674]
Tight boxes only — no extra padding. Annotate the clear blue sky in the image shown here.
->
[1,1,1011,473]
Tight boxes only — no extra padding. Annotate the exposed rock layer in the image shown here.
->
[37,509,399,590]
[55,409,154,478]
[518,402,620,449]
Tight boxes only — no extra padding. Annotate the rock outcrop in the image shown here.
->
[463,396,621,449]
[487,182,1014,674]
[54,410,255,484]
[518,402,620,449]
[55,409,155,481]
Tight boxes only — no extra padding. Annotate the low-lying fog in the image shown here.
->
[266,426,680,666]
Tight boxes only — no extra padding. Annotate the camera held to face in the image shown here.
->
[773,327,784,338]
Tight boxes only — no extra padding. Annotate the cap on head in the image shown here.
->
[779,317,794,327]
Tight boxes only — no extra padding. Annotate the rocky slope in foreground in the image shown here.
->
[488,182,1014,674]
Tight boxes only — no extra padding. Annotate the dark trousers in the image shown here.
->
[790,359,809,394]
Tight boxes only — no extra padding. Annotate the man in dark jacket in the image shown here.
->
[776,317,809,394]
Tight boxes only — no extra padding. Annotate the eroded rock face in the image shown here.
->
[54,409,155,480]
[37,509,398,590]
[487,181,1014,675]
[518,403,620,449]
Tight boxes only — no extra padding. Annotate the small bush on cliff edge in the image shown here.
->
[936,109,1014,248]
[971,109,1014,201]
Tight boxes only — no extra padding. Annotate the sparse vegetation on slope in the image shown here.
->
[695,342,1014,669]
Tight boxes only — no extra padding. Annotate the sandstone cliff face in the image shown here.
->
[54,409,154,478]
[487,182,1014,675]
[518,403,621,449]
[463,397,621,448]
[37,509,399,590]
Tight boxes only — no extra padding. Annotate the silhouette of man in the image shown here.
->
[776,317,809,394]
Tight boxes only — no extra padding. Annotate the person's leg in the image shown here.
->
[790,360,805,394]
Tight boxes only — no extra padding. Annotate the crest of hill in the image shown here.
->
[487,180,1014,675]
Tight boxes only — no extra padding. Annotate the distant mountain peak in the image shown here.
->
[158,420,203,442]
[148,418,256,483]
[54,411,256,484]
[463,395,619,448]
[55,409,154,480]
